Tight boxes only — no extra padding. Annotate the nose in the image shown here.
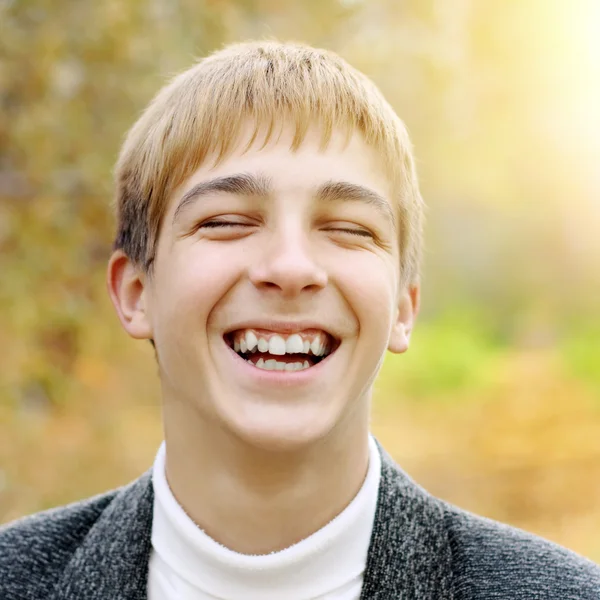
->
[248,226,328,298]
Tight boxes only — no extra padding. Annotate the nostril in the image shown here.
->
[248,256,328,295]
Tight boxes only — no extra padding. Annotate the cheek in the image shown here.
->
[153,245,243,335]
[332,253,397,335]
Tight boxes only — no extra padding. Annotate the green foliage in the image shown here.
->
[561,321,600,399]
[379,310,505,401]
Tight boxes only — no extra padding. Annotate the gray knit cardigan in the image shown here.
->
[1,441,599,599]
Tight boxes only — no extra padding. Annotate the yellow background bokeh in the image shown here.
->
[1,0,599,561]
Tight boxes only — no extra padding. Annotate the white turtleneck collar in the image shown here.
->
[148,435,381,600]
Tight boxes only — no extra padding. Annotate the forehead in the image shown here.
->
[165,122,396,217]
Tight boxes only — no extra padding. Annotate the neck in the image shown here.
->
[162,401,371,555]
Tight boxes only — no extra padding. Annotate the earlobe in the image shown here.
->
[388,284,420,354]
[106,250,153,340]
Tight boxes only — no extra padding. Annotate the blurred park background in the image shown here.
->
[1,0,599,561]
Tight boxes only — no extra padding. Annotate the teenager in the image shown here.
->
[1,41,599,599]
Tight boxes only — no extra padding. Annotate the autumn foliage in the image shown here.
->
[1,0,599,561]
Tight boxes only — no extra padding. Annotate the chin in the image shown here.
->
[224,402,340,454]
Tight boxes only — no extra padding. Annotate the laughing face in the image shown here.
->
[109,123,419,451]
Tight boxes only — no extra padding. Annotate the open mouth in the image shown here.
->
[224,328,340,372]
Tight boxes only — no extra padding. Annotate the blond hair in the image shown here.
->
[113,40,424,287]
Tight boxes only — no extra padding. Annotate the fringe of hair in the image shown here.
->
[113,40,424,288]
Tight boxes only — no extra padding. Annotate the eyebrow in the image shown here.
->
[172,172,395,228]
[316,180,396,227]
[173,173,272,223]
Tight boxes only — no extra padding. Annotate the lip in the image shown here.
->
[222,336,340,387]
[223,319,340,340]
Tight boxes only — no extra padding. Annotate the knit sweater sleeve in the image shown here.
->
[443,502,600,600]
[0,490,116,600]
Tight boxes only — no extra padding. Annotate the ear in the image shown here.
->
[388,283,420,354]
[106,250,153,340]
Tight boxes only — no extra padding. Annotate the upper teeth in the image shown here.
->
[232,330,329,357]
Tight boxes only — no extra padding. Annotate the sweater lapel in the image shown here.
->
[360,442,454,599]
[51,471,155,600]
[50,441,453,600]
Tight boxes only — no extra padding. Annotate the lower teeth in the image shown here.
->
[247,358,310,372]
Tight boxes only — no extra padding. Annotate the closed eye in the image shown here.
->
[199,220,252,228]
[185,218,258,241]
[325,227,373,238]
